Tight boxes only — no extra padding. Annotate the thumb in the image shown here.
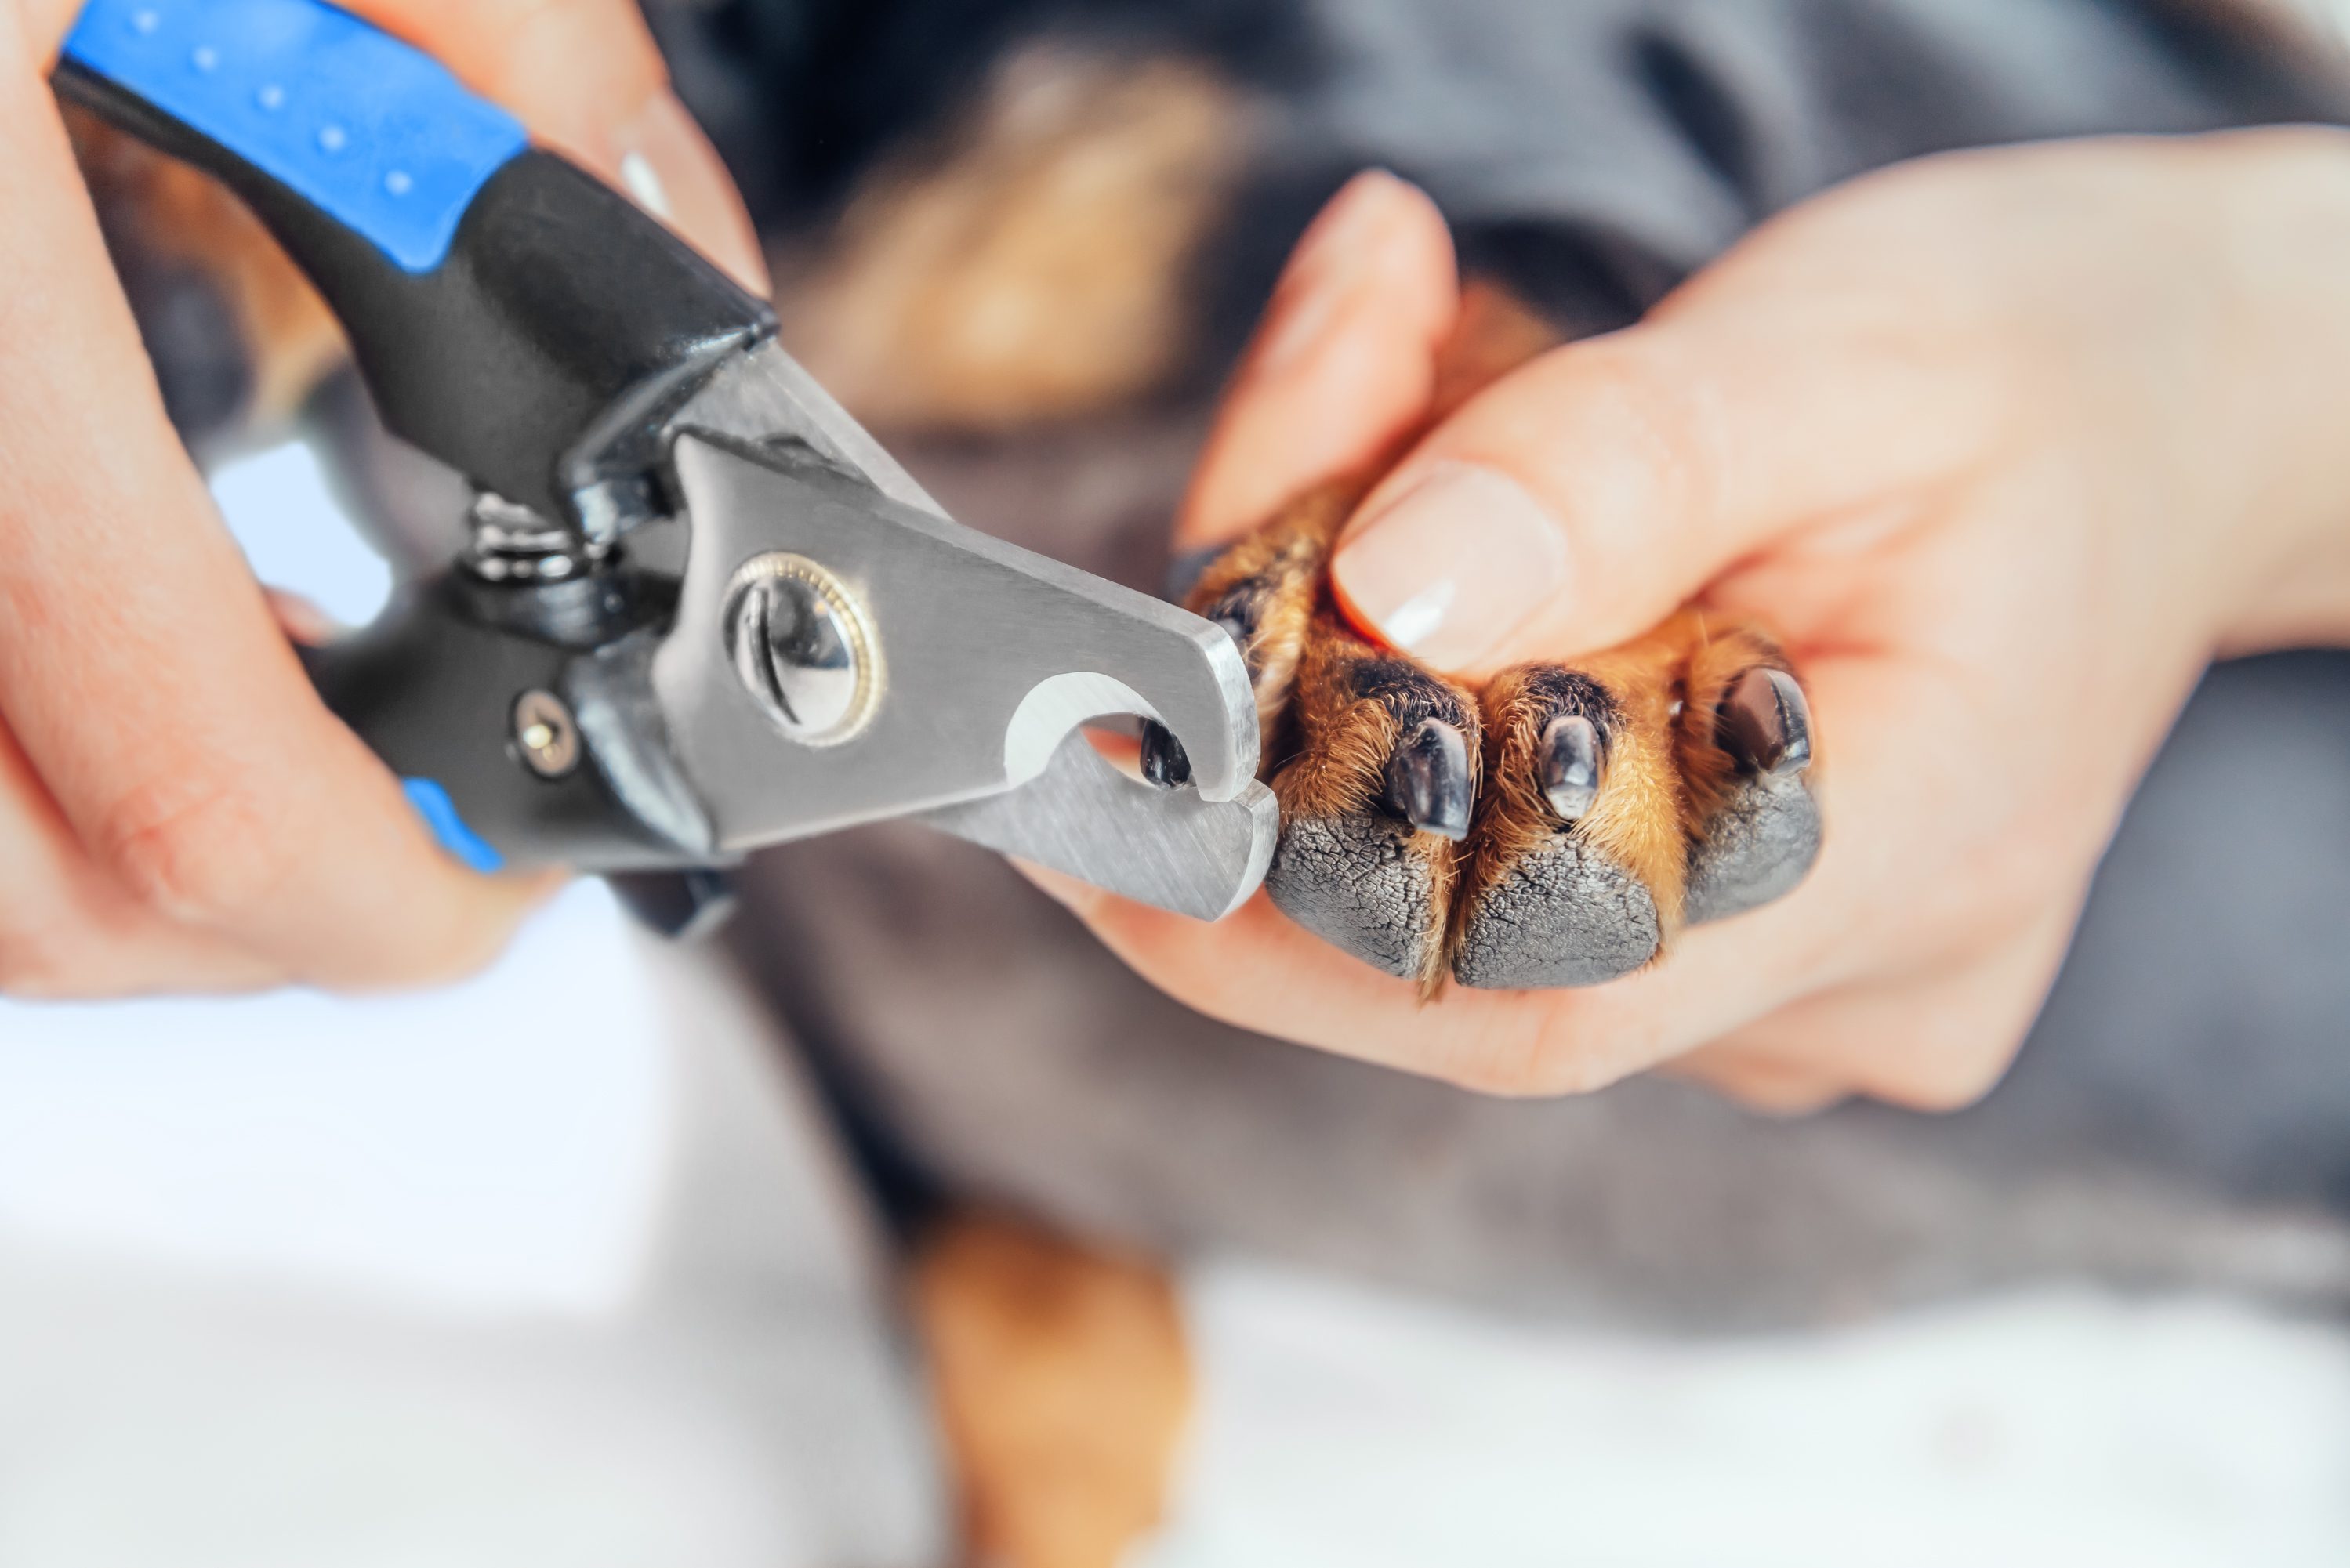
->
[1326,284,1995,672]
[1176,170,1458,549]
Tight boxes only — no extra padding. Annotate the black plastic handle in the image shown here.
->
[55,0,774,531]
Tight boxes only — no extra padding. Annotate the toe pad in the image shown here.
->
[1452,833,1661,990]
[1267,813,1445,982]
[1685,777,1822,927]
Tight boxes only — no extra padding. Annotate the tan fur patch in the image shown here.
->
[778,48,1247,431]
[912,1213,1192,1568]
[1456,634,1691,971]
[1560,628,1703,930]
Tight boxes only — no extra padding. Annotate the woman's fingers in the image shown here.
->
[354,0,766,291]
[1326,240,2005,678]
[0,719,285,998]
[1175,171,1459,550]
[1073,164,2041,1097]
[1674,906,2077,1114]
[2,0,737,997]
[0,29,546,990]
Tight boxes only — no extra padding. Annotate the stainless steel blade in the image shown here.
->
[650,430,1274,913]
[925,731,1278,921]
[667,339,952,522]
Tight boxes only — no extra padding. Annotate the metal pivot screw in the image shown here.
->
[723,554,876,747]
[512,689,582,778]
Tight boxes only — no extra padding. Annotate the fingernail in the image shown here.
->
[1384,717,1474,840]
[1539,713,1602,822]
[611,92,771,295]
[610,92,691,218]
[1716,668,1813,777]
[618,147,671,219]
[1255,172,1402,376]
[1332,463,1571,671]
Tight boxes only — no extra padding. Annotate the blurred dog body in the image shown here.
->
[673,7,2350,1551]
[664,0,2350,1324]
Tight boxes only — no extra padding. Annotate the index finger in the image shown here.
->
[1174,172,1459,551]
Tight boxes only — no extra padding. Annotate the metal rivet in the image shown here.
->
[317,124,348,154]
[384,169,413,196]
[511,690,581,779]
[723,554,876,747]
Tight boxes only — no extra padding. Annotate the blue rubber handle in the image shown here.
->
[62,0,774,879]
[401,779,507,874]
[63,0,527,273]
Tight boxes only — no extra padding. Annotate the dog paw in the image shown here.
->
[1145,481,1822,994]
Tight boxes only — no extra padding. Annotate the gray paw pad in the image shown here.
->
[1452,834,1660,990]
[1684,777,1822,926]
[1267,813,1443,981]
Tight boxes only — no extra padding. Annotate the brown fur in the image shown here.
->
[775,48,1246,431]
[912,1213,1194,1568]
[1182,479,1352,748]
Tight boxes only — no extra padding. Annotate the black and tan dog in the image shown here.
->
[67,2,2350,1563]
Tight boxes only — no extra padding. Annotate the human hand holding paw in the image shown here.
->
[1144,472,1819,996]
[1038,136,2350,1110]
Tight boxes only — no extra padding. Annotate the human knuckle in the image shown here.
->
[1552,346,1711,529]
[94,776,300,929]
[1558,341,1685,439]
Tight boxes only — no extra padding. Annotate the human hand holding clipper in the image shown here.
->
[4,0,1275,997]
